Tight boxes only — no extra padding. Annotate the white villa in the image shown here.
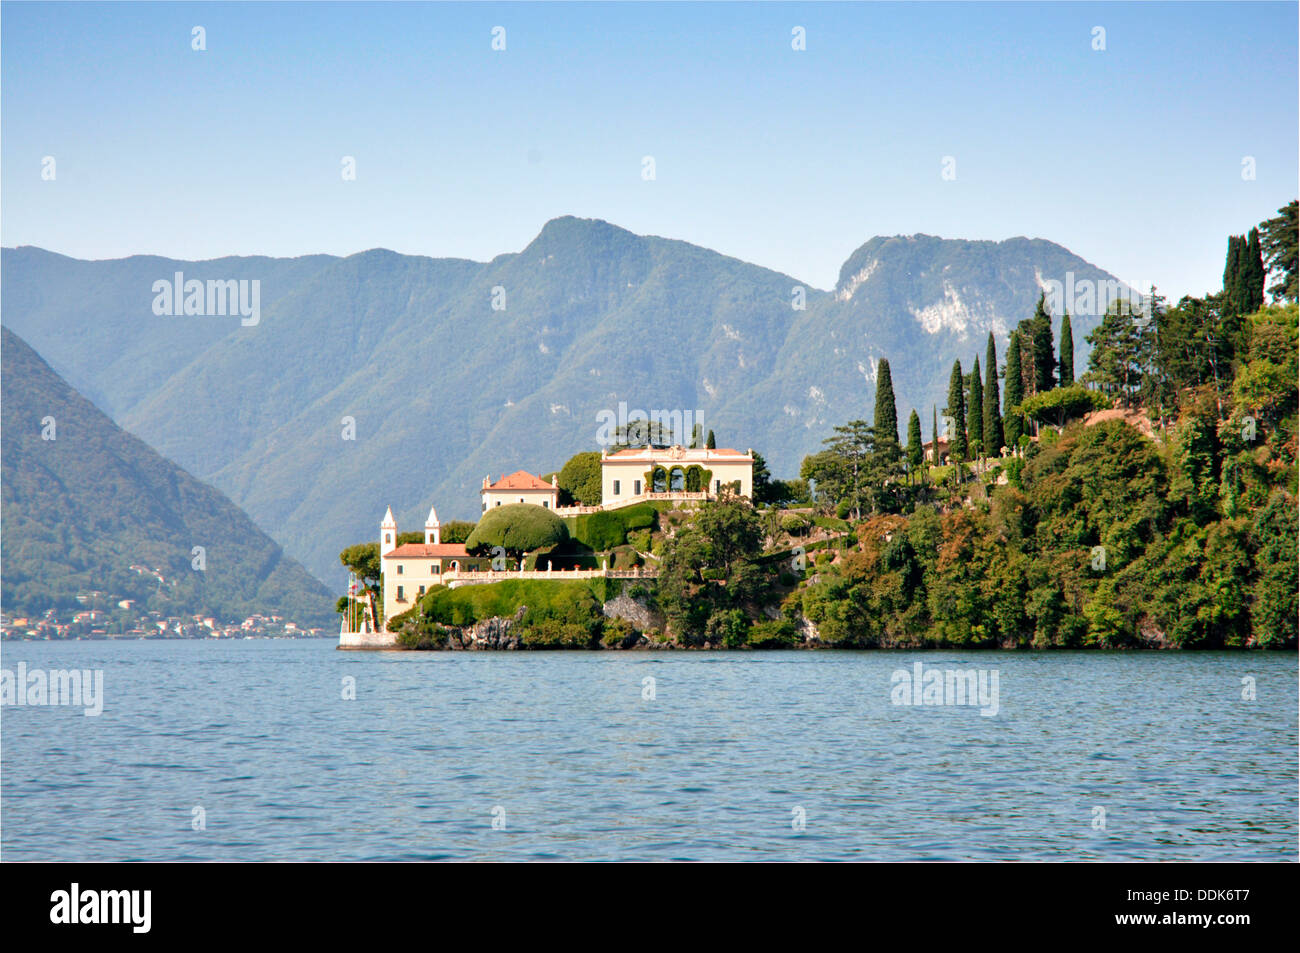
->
[600,445,754,504]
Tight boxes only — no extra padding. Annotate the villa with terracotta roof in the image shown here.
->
[378,504,488,622]
[481,470,559,512]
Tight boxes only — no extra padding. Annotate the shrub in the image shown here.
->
[557,452,603,506]
[565,504,658,551]
[747,619,799,648]
[466,504,569,559]
[781,513,811,535]
[601,618,638,648]
[706,608,750,648]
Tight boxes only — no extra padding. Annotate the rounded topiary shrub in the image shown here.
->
[466,503,569,559]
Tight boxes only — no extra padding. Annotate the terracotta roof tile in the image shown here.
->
[385,543,471,559]
[486,470,554,490]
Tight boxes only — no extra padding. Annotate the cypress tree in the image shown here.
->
[932,405,940,464]
[873,358,899,453]
[967,354,984,460]
[1234,237,1252,314]
[906,409,923,479]
[705,430,716,450]
[983,332,1003,455]
[1246,227,1266,311]
[1058,312,1074,387]
[1004,329,1024,448]
[1029,293,1057,392]
[945,360,968,460]
[1223,235,1243,316]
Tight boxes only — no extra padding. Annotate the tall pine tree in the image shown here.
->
[873,358,899,458]
[945,360,968,460]
[1004,329,1024,448]
[967,354,984,460]
[983,332,1003,455]
[1058,312,1075,386]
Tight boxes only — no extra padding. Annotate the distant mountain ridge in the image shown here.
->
[1,218,1123,587]
[0,327,335,626]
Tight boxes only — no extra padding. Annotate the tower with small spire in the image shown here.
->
[380,506,397,555]
[424,505,441,545]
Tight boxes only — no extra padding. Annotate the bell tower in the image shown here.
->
[424,505,441,545]
[380,506,397,555]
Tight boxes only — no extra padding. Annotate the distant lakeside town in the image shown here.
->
[0,591,326,642]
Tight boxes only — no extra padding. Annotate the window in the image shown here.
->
[482,502,487,512]
[496,501,501,507]
[396,586,405,601]
[385,533,392,545]
[418,586,425,596]
[396,565,403,575]
[543,501,549,508]
[432,564,440,574]
[634,479,641,495]
[614,480,621,495]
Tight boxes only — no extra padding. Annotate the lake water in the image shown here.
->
[2,640,1295,861]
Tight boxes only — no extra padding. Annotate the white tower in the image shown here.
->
[380,506,397,555]
[424,505,441,545]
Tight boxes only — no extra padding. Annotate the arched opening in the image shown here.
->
[651,466,668,493]
[669,466,685,492]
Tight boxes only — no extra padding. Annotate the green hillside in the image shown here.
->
[0,327,335,627]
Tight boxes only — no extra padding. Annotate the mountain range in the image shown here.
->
[1,217,1122,588]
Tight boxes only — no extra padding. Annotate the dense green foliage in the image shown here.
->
[654,492,786,647]
[404,579,615,648]
[799,412,1295,648]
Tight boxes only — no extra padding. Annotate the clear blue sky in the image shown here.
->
[3,2,1296,299]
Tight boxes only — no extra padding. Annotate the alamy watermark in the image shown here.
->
[890,662,999,717]
[152,272,260,326]
[1042,272,1152,320]
[594,401,705,448]
[2,662,104,716]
